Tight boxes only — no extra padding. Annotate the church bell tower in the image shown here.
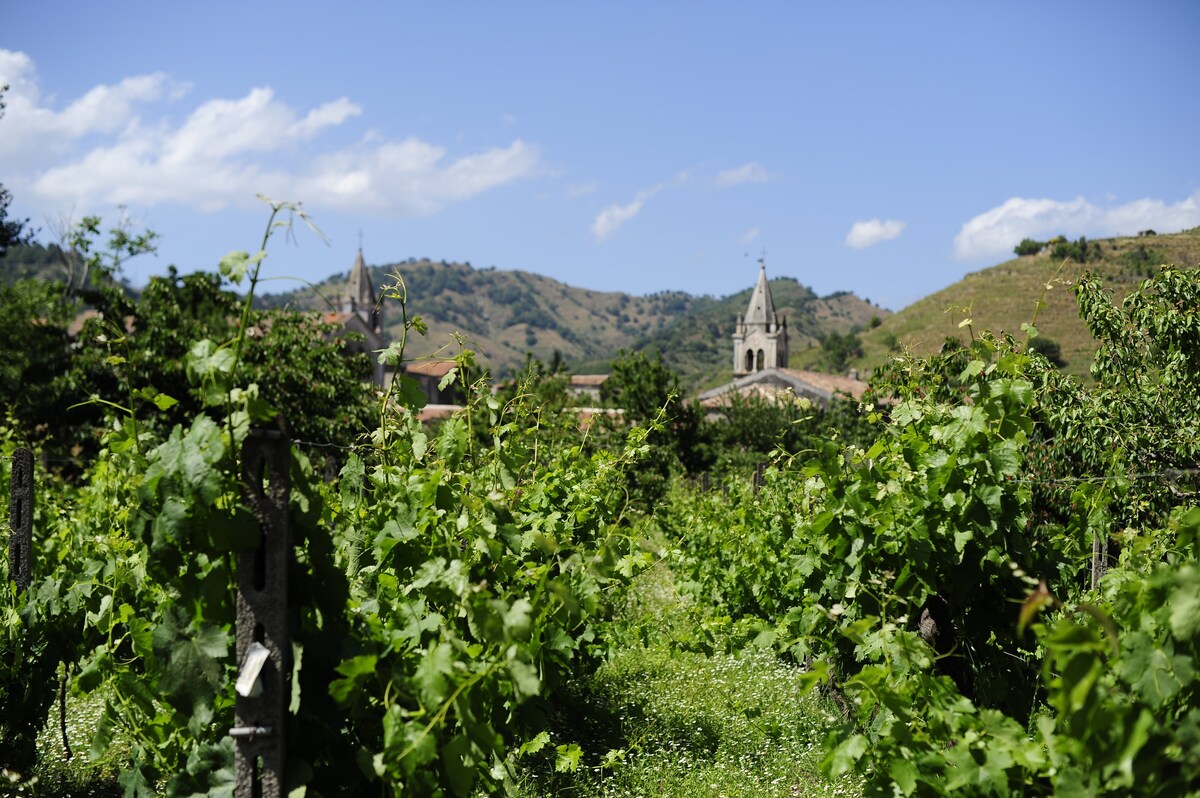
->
[732,259,788,376]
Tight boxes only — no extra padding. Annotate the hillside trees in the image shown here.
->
[1014,238,1045,257]
[1051,235,1103,263]
[599,350,704,505]
[0,218,377,461]
[0,182,31,258]
[819,330,863,373]
[0,85,32,258]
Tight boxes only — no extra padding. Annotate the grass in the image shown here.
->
[512,646,860,798]
[512,564,860,798]
[853,229,1200,378]
[1,688,125,796]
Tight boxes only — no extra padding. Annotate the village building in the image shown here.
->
[405,359,461,406]
[567,374,609,403]
[699,261,868,410]
[322,249,389,386]
[698,366,868,411]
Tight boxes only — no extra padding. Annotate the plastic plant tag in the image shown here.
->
[236,642,271,698]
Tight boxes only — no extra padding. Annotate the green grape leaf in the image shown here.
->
[290,641,304,714]
[890,757,918,795]
[555,743,582,773]
[415,643,455,707]
[508,659,540,701]
[823,733,868,776]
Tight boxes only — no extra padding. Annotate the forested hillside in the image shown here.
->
[257,258,885,384]
[1,243,885,386]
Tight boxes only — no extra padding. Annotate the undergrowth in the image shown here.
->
[514,564,859,798]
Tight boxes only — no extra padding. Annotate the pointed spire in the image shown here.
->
[343,248,381,332]
[743,259,776,328]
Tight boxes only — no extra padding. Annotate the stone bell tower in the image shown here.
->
[341,248,383,334]
[732,259,788,376]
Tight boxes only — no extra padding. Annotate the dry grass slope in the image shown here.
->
[854,229,1200,377]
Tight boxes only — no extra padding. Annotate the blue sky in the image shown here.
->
[3,2,1198,310]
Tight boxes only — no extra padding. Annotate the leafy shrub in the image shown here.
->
[1014,238,1045,257]
[819,331,862,373]
[1051,236,1103,263]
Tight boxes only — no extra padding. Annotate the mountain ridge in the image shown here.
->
[11,229,1200,387]
[257,257,887,385]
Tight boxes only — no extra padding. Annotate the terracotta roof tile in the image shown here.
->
[405,360,458,377]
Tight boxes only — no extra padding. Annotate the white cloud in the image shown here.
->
[0,49,183,163]
[845,218,907,249]
[1,49,540,216]
[954,192,1200,261]
[592,184,663,241]
[740,227,761,245]
[566,181,596,198]
[298,138,540,215]
[715,162,768,188]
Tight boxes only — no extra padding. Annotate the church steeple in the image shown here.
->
[743,260,776,328]
[732,258,788,376]
[342,248,382,333]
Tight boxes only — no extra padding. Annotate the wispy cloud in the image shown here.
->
[0,49,186,164]
[592,184,663,241]
[954,193,1200,261]
[295,138,539,216]
[0,49,540,216]
[566,181,596,199]
[740,227,761,245]
[714,161,768,188]
[845,218,907,249]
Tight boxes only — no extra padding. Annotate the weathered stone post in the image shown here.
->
[8,447,33,593]
[231,431,290,798]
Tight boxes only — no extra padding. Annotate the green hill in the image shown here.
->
[2,242,886,386]
[0,242,70,283]
[851,229,1200,377]
[627,279,886,389]
[260,258,886,385]
[19,226,1200,386]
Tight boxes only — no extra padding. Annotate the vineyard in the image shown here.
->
[4,214,1200,796]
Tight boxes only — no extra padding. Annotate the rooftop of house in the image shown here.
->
[569,374,609,387]
[698,366,868,409]
[404,359,458,378]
